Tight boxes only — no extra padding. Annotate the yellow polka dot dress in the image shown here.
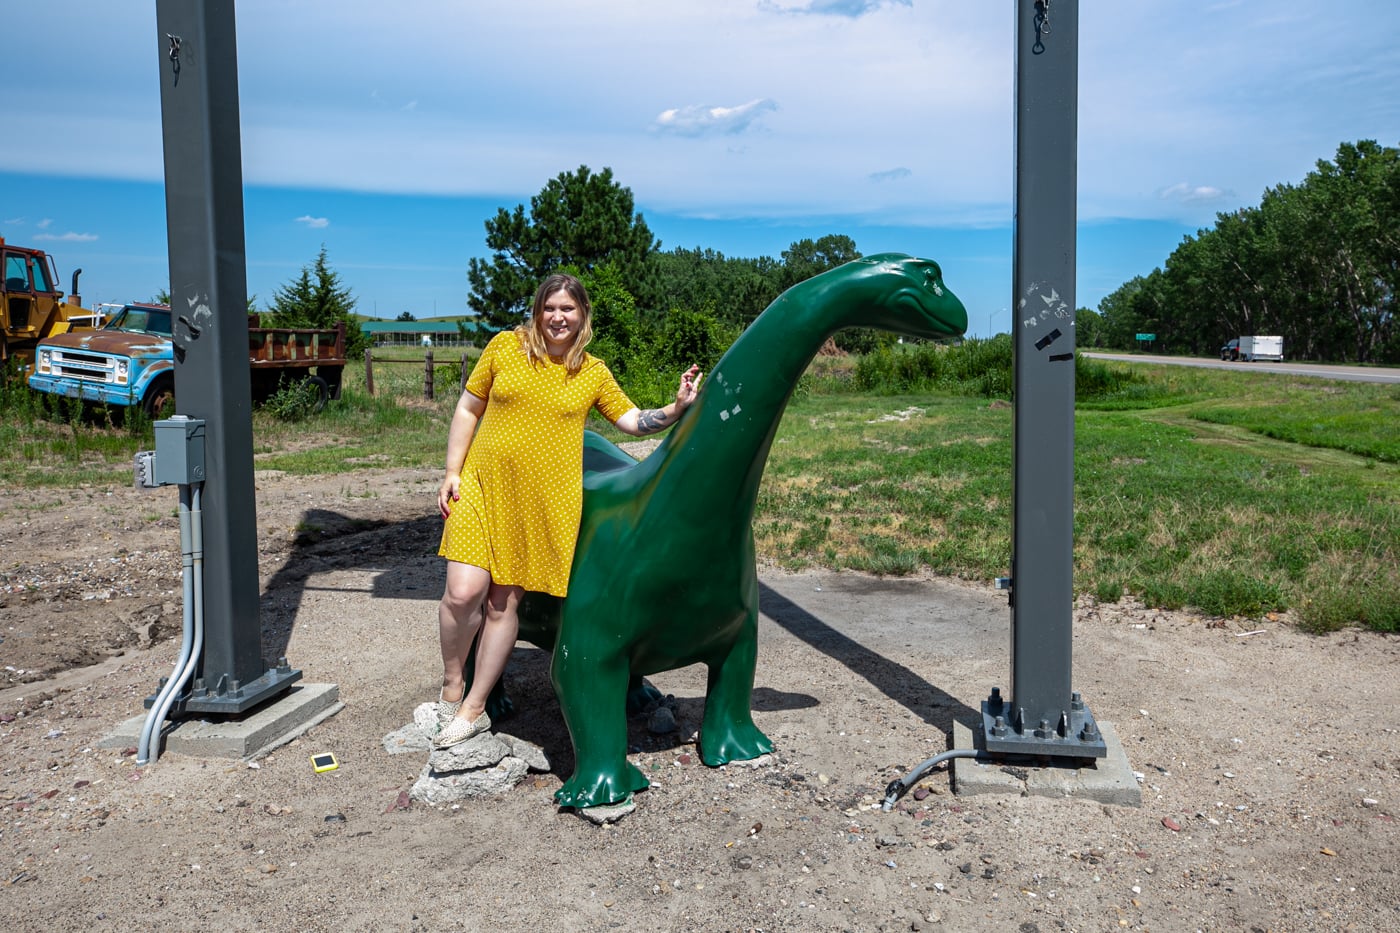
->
[438,331,636,597]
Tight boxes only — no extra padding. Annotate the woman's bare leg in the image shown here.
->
[456,582,523,723]
[438,561,491,703]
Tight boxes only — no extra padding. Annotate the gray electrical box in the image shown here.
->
[153,416,207,486]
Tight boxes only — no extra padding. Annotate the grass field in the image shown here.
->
[2,350,1395,633]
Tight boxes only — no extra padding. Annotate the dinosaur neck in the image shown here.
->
[648,280,843,515]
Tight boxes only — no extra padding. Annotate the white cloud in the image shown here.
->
[37,218,52,229]
[34,231,98,242]
[295,215,330,229]
[760,0,911,17]
[654,100,779,137]
[1157,183,1230,204]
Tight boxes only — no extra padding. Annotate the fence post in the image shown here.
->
[460,353,469,395]
[424,349,434,400]
[363,348,374,396]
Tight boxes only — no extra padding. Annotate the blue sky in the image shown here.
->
[2,1,1396,337]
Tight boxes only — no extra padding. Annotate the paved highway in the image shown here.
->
[1081,352,1400,385]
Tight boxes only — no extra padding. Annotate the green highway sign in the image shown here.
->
[1135,333,1156,341]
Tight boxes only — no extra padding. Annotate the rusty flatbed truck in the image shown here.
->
[29,303,346,416]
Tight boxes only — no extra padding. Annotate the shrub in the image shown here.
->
[261,378,323,422]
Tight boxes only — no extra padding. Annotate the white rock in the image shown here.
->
[498,733,551,772]
[409,756,529,804]
[427,732,512,772]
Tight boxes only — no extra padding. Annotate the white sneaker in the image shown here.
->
[433,710,492,749]
[435,691,463,735]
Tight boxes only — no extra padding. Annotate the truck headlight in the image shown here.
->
[115,359,129,385]
[37,349,51,374]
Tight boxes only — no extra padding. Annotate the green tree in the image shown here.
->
[779,234,862,290]
[467,166,660,329]
[266,246,366,359]
[1075,306,1104,347]
[648,247,782,327]
[396,310,417,322]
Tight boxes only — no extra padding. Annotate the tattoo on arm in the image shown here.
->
[636,408,670,434]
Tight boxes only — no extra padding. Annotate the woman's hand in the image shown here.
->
[675,364,702,409]
[617,365,704,436]
[438,473,461,519]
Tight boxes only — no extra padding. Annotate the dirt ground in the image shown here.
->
[1,459,1397,932]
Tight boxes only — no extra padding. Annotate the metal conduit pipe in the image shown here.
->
[881,748,984,811]
[136,483,205,765]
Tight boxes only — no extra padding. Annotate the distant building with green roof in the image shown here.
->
[358,319,496,348]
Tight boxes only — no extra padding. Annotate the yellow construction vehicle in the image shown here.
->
[1,235,95,366]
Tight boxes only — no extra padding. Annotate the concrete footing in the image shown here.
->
[98,683,342,761]
[950,719,1141,806]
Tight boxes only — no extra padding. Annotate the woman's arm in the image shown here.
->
[613,365,702,437]
[439,390,488,517]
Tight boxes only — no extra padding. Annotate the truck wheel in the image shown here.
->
[306,375,330,413]
[142,375,175,419]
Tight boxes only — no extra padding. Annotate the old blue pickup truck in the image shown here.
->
[28,302,346,416]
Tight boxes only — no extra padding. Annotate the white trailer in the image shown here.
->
[1222,335,1284,361]
[1239,335,1283,361]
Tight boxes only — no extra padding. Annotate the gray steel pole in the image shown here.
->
[154,0,298,714]
[982,0,1103,758]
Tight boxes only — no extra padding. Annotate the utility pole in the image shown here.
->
[154,0,299,714]
[982,0,1105,760]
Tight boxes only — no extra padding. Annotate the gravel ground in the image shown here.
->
[1,465,1397,932]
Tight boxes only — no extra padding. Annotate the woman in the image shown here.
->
[433,273,701,748]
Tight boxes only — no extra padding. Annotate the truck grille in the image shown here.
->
[48,349,120,384]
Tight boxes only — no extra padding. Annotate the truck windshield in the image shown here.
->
[105,307,173,336]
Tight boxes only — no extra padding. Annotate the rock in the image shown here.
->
[426,732,511,772]
[411,702,437,734]
[498,733,551,772]
[382,723,431,755]
[647,706,677,734]
[730,753,774,770]
[576,797,638,825]
[1162,817,1182,831]
[409,756,529,804]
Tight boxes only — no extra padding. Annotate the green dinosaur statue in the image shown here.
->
[499,253,968,809]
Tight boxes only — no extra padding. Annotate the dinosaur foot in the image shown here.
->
[554,760,650,810]
[625,678,665,717]
[700,722,774,768]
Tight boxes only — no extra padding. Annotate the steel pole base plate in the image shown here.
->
[183,664,303,715]
[145,662,303,717]
[980,692,1108,759]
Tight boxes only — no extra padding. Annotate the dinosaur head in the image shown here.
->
[814,252,968,341]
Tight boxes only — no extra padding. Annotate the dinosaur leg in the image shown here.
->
[699,607,773,767]
[551,629,649,809]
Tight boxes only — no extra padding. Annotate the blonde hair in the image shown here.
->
[515,273,595,374]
